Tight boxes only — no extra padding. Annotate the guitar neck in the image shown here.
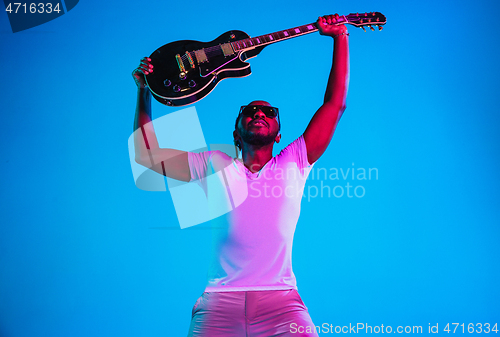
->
[231,22,320,52]
[231,13,386,52]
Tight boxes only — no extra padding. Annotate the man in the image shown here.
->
[132,14,349,337]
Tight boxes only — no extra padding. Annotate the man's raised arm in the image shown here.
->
[133,57,191,182]
[303,14,350,165]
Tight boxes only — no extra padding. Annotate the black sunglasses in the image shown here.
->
[239,105,279,118]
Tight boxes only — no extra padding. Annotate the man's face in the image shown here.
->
[235,100,281,148]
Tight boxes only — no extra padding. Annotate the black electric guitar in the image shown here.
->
[145,12,386,107]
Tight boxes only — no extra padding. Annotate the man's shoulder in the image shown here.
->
[190,149,234,169]
[190,149,232,160]
[276,135,305,158]
[273,135,312,171]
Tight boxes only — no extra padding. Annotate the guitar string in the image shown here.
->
[179,24,320,60]
[178,29,302,67]
[177,18,382,63]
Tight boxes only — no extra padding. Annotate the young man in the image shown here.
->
[133,14,349,337]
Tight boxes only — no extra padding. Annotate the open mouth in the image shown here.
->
[250,120,268,127]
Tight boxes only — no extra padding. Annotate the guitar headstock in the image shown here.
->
[345,12,386,31]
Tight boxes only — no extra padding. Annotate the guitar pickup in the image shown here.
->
[175,54,186,73]
[185,51,195,69]
[221,43,235,56]
[194,49,208,64]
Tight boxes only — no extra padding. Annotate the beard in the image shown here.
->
[238,125,279,148]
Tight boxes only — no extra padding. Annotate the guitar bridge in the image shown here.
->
[186,51,195,68]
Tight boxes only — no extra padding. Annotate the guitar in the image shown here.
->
[145,12,386,106]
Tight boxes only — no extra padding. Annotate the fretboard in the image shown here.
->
[231,22,320,52]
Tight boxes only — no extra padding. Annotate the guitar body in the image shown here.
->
[146,30,265,106]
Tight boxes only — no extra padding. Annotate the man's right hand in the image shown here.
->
[132,57,154,89]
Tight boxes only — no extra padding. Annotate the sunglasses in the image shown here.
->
[239,105,279,118]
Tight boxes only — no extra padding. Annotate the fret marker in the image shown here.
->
[284,31,289,37]
[257,38,261,43]
[294,28,300,33]
[268,35,273,40]
[307,25,314,30]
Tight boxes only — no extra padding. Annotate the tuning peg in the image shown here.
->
[378,25,383,31]
[362,26,366,32]
[369,25,375,31]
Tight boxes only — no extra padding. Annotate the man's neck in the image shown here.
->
[241,144,274,173]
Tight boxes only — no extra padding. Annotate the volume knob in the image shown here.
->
[188,80,196,88]
[163,79,171,87]
[173,85,181,92]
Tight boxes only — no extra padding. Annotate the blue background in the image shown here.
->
[1,0,499,336]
